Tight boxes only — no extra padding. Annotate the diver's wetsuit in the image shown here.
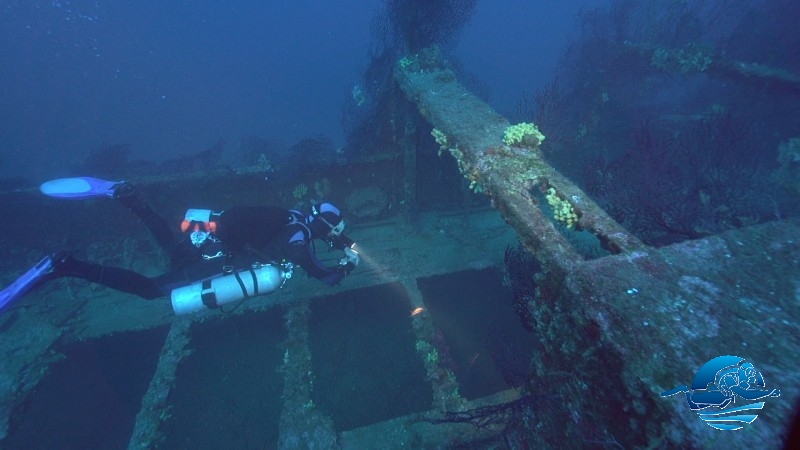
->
[47,193,353,300]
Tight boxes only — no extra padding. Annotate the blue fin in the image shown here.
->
[39,177,123,199]
[0,255,56,314]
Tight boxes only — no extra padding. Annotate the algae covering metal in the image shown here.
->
[395,52,799,447]
[395,53,646,276]
[0,87,796,445]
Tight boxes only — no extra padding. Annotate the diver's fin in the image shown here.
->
[40,177,124,199]
[0,254,58,314]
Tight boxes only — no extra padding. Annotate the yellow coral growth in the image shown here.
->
[431,128,449,156]
[546,187,578,229]
[503,122,546,148]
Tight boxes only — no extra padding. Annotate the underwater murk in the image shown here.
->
[1,1,799,449]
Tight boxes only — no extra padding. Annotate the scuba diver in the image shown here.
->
[0,177,359,315]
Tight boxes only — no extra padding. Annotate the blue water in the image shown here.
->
[0,1,587,182]
[1,1,798,448]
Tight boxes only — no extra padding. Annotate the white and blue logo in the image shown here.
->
[661,355,781,431]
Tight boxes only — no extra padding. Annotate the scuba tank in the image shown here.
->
[171,262,293,315]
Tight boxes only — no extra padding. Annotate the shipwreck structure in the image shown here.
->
[394,54,799,447]
[0,53,797,449]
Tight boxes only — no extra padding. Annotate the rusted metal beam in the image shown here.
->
[394,59,645,277]
[394,54,798,448]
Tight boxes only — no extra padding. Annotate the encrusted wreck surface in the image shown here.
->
[0,59,796,449]
[395,59,799,447]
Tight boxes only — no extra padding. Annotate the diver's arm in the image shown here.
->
[329,233,355,250]
[287,242,351,286]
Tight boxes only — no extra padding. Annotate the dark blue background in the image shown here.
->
[0,1,593,180]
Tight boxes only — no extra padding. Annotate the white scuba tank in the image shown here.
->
[170,263,291,315]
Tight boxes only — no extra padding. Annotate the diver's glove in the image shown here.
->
[338,247,359,273]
